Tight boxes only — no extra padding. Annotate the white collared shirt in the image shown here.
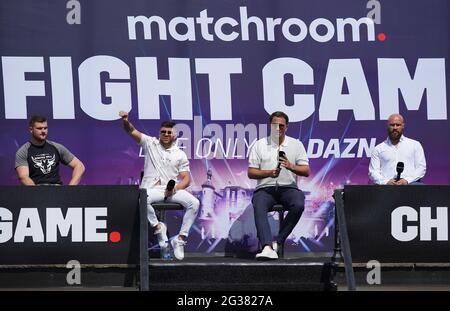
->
[368,135,426,184]
[248,135,309,190]
[139,134,190,189]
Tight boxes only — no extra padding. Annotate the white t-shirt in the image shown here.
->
[368,135,426,184]
[139,134,190,189]
[248,135,309,190]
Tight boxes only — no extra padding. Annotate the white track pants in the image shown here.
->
[145,186,200,237]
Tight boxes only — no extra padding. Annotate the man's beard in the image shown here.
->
[389,130,402,141]
[33,134,46,142]
[160,137,174,147]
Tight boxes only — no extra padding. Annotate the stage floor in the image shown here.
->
[148,254,334,265]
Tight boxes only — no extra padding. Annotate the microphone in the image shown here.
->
[277,151,286,169]
[395,162,404,181]
[164,179,176,201]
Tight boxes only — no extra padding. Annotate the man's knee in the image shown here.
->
[252,191,273,208]
[290,201,305,215]
[252,198,270,216]
[191,198,200,213]
[252,204,273,223]
[184,195,200,213]
[253,207,268,221]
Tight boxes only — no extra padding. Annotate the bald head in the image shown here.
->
[387,114,405,144]
[387,114,404,125]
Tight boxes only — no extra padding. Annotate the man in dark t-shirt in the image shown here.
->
[15,115,85,185]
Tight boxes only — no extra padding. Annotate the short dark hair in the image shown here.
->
[29,115,47,127]
[269,111,289,124]
[160,121,176,128]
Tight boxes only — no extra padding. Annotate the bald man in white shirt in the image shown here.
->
[369,114,426,185]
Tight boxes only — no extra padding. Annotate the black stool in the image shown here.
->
[140,171,184,223]
[269,203,286,258]
[148,201,183,257]
[151,201,184,223]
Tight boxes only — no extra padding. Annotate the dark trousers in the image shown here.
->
[252,186,305,248]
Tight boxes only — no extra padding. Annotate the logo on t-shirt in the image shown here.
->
[31,154,56,174]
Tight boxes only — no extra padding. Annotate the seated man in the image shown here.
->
[15,115,85,186]
[369,114,426,185]
[119,111,199,260]
[248,111,310,260]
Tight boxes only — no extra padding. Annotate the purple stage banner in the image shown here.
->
[0,0,449,254]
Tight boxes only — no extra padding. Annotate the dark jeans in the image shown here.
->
[252,186,305,248]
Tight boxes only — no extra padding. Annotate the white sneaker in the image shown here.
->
[154,222,168,248]
[255,245,278,260]
[171,237,187,260]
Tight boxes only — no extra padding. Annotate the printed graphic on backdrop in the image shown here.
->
[0,0,448,254]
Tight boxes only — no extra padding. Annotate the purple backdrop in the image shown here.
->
[1,0,449,254]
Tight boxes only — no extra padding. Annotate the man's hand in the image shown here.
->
[270,168,281,178]
[386,178,408,185]
[119,111,129,121]
[119,110,141,142]
[248,167,281,180]
[278,154,293,171]
[164,185,177,199]
[278,155,310,177]
[395,178,408,185]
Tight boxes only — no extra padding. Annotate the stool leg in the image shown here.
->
[279,211,284,258]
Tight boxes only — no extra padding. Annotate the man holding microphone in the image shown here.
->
[369,114,426,185]
[119,111,199,260]
[248,111,310,260]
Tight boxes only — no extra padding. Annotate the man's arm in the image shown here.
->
[368,148,390,185]
[176,171,190,190]
[279,155,310,177]
[408,142,427,184]
[247,141,280,179]
[67,157,85,185]
[119,111,142,143]
[16,166,35,185]
[164,171,190,198]
[248,167,280,179]
[396,142,427,185]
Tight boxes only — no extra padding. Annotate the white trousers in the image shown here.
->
[145,185,200,237]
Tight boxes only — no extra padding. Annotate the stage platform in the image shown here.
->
[148,256,336,291]
[0,254,336,291]
[2,255,450,291]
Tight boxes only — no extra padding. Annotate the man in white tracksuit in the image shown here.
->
[119,111,199,260]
